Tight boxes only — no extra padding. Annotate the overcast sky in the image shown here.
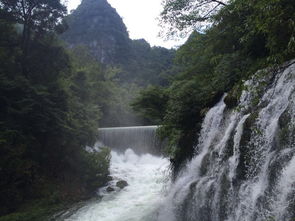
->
[64,0,185,48]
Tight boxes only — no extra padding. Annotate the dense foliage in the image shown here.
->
[134,0,295,172]
[0,0,177,217]
[0,2,112,217]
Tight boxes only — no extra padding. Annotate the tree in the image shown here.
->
[131,86,168,124]
[0,20,112,215]
[0,0,66,58]
[160,0,228,38]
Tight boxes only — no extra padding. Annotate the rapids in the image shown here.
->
[64,149,170,221]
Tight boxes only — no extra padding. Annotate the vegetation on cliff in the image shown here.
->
[133,0,295,172]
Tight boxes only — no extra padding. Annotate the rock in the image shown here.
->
[224,83,243,109]
[116,180,128,189]
[106,186,115,192]
[107,175,113,182]
[224,93,238,109]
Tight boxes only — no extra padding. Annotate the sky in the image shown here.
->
[64,0,185,48]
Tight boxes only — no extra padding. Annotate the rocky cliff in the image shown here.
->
[61,0,131,65]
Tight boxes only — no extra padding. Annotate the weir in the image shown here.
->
[58,126,169,221]
[97,125,163,155]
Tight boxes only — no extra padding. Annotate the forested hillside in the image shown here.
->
[133,0,295,172]
[0,1,114,219]
[0,0,176,219]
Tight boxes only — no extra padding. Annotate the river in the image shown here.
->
[64,149,170,221]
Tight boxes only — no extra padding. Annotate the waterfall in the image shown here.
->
[97,126,162,155]
[156,61,295,221]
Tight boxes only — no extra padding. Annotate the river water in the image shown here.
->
[64,149,170,221]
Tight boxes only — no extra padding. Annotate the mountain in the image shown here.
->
[61,0,176,86]
[61,0,131,65]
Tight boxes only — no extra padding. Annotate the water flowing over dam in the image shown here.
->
[97,126,163,154]
[62,126,170,221]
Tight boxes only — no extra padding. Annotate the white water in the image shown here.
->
[98,126,162,155]
[156,61,295,221]
[65,149,170,221]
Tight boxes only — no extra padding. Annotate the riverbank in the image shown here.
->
[0,199,71,221]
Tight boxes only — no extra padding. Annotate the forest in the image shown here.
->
[0,0,295,220]
[0,1,113,219]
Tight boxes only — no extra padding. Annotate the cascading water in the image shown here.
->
[60,126,169,221]
[65,149,169,221]
[156,61,295,221]
[97,126,163,155]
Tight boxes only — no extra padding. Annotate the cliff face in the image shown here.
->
[61,0,132,65]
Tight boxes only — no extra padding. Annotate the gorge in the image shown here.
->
[0,0,295,220]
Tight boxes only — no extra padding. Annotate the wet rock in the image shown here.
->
[236,112,258,182]
[107,175,113,182]
[116,180,128,189]
[106,186,115,192]
[224,84,242,109]
[224,93,238,109]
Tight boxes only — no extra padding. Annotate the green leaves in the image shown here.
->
[0,19,111,215]
[131,86,169,124]
[0,0,67,35]
[160,0,228,38]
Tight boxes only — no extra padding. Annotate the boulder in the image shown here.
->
[116,180,128,189]
[107,175,113,182]
[106,186,115,192]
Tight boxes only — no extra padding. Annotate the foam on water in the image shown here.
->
[97,126,162,155]
[156,61,295,221]
[65,149,170,221]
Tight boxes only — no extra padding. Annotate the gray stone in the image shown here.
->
[116,180,128,189]
[106,186,115,192]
